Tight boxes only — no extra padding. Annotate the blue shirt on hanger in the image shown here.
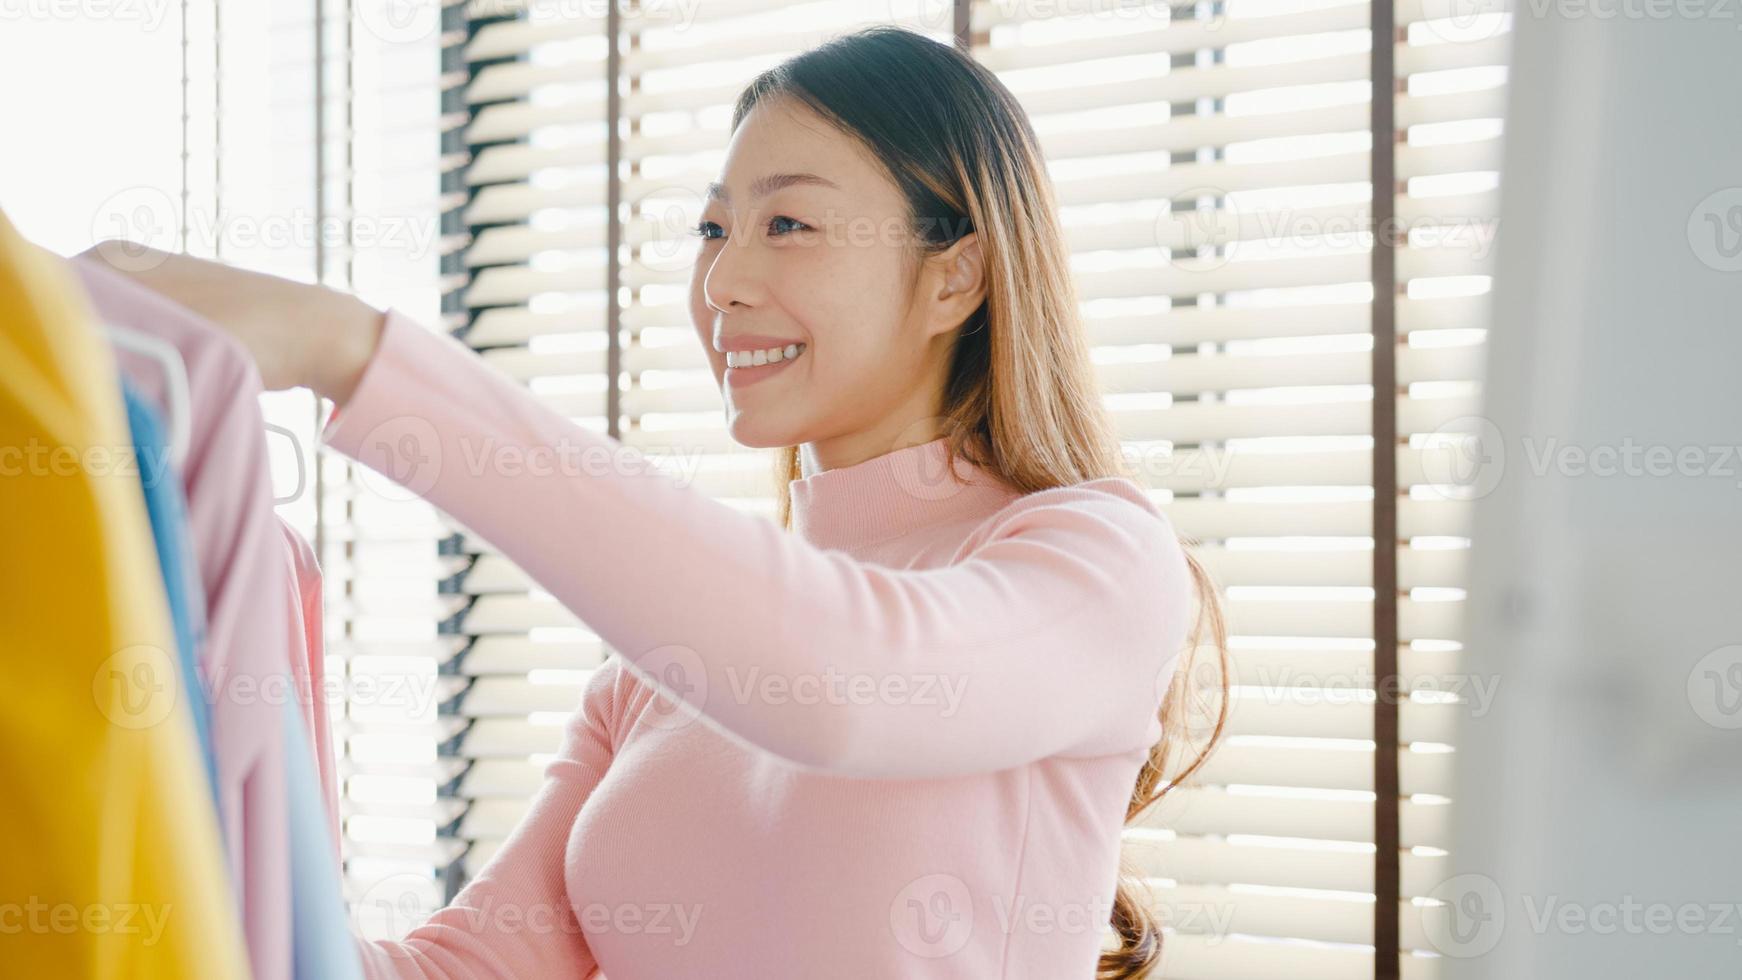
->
[121,378,220,813]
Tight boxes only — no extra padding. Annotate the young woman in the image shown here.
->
[106,25,1227,980]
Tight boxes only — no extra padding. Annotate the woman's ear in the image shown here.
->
[923,232,986,337]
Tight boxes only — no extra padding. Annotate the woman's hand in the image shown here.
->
[78,242,385,404]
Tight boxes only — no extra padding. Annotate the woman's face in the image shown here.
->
[688,97,982,464]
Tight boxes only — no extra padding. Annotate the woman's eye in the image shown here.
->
[691,216,807,240]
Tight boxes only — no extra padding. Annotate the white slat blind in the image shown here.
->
[966,1,1505,975]
[1391,0,1506,973]
[325,0,456,938]
[979,3,1395,975]
[177,0,453,940]
[429,2,1509,976]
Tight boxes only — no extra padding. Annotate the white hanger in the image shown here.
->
[106,323,193,471]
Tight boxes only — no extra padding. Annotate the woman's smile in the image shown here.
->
[723,341,807,389]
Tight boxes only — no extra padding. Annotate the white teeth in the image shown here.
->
[727,342,805,368]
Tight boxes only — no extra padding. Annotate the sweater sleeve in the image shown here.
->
[351,662,621,979]
[324,310,1194,779]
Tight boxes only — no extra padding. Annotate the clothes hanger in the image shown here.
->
[105,323,192,471]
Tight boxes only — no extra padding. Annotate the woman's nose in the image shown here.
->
[701,217,767,314]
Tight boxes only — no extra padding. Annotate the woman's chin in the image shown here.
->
[724,412,809,451]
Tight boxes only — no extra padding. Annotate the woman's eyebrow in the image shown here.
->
[706,172,841,205]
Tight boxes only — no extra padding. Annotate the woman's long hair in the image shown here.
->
[732,26,1231,978]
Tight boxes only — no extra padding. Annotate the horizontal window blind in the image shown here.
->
[149,0,452,941]
[1389,0,1505,974]
[291,0,454,940]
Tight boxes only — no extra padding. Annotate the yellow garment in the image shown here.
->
[0,214,251,978]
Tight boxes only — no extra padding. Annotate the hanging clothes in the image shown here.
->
[121,377,220,811]
[278,516,342,850]
[70,252,294,980]
[0,211,250,978]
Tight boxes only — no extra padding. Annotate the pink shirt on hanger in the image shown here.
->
[71,254,294,980]
[278,517,342,855]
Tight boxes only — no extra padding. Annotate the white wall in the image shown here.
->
[1444,9,1742,978]
[0,5,183,252]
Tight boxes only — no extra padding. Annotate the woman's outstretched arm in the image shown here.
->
[88,247,1194,780]
[324,309,1193,780]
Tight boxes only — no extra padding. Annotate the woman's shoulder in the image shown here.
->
[964,472,1190,590]
[976,473,1178,544]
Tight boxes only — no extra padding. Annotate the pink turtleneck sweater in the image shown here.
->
[324,310,1194,980]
